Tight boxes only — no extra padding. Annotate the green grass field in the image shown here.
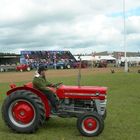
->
[0,71,140,140]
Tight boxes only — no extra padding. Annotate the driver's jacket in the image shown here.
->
[33,76,53,91]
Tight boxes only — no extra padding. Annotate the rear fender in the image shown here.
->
[7,86,51,118]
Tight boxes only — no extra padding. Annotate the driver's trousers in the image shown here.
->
[41,89,59,109]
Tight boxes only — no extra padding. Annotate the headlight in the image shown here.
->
[95,92,100,96]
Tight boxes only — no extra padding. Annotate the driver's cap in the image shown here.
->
[38,65,47,74]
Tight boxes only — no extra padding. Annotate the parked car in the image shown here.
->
[95,60,107,68]
[73,61,88,68]
[55,62,72,69]
[0,64,16,72]
[44,62,54,69]
[16,64,31,72]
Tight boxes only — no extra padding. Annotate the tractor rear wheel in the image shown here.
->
[77,112,104,137]
[2,90,46,133]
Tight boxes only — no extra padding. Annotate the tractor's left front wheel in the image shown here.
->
[1,90,46,133]
[77,112,104,137]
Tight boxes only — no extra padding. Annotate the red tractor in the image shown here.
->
[1,82,107,137]
[16,64,31,72]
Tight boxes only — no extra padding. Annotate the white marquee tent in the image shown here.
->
[74,55,116,61]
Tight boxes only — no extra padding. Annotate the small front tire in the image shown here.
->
[77,112,104,137]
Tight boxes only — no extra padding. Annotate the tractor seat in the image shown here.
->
[10,84,17,89]
[24,82,33,88]
[24,82,44,93]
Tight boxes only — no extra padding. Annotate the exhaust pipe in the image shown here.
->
[77,55,82,86]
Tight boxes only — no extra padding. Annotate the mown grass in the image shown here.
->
[0,72,140,140]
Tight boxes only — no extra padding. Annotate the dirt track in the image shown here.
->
[0,67,138,83]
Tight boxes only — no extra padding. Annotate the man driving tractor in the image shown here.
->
[2,65,107,136]
[33,66,59,113]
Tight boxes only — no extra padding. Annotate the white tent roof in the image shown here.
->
[121,57,140,62]
[74,56,92,61]
[96,56,116,60]
[74,55,116,61]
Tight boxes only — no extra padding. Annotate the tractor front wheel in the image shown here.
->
[77,112,104,137]
[2,90,46,133]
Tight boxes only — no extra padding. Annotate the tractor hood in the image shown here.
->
[56,85,107,100]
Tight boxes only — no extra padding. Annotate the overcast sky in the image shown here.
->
[0,0,140,54]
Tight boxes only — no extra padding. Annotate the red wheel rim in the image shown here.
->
[83,117,97,131]
[12,101,35,124]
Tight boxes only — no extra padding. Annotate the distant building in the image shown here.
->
[20,50,76,63]
[19,50,76,69]
[0,53,20,65]
[93,51,109,56]
[113,51,140,59]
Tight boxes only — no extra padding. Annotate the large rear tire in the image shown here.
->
[77,112,104,137]
[2,90,46,133]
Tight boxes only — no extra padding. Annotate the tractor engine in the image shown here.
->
[60,98,96,116]
[59,98,106,118]
[73,99,95,111]
[56,85,107,118]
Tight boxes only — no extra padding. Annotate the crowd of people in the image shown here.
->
[20,51,76,69]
